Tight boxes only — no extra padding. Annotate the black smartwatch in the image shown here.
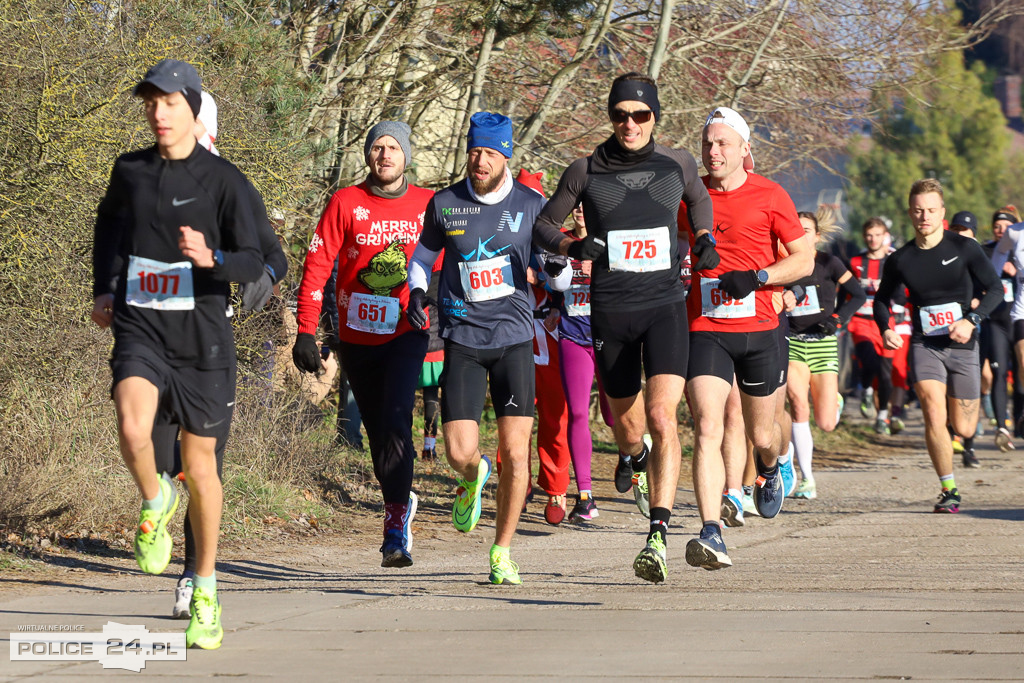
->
[756,269,769,287]
[965,312,982,327]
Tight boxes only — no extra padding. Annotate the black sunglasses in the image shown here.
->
[610,109,654,124]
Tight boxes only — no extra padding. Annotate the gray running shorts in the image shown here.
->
[910,342,980,399]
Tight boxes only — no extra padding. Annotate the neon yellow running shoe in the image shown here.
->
[185,586,223,650]
[134,473,178,575]
[489,549,521,585]
[633,534,667,583]
[452,455,492,533]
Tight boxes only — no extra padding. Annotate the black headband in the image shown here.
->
[994,212,1018,224]
[608,79,660,122]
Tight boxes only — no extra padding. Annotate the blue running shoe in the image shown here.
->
[753,455,784,518]
[779,453,796,498]
[720,491,744,528]
[685,525,732,570]
[381,491,417,568]
[453,456,492,532]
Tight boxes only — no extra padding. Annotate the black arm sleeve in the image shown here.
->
[968,240,1005,319]
[674,150,714,236]
[418,196,445,253]
[836,274,867,324]
[93,163,128,298]
[209,170,264,284]
[532,158,589,251]
[873,253,901,335]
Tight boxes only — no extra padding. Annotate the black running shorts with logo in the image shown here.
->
[776,313,790,387]
[909,342,981,400]
[590,300,689,399]
[688,328,781,397]
[441,340,535,422]
[111,342,236,440]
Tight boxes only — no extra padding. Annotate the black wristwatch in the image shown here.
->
[965,312,982,327]
[756,269,770,287]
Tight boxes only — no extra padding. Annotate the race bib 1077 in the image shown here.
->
[125,255,194,311]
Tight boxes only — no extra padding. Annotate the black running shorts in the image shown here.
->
[111,343,236,440]
[688,328,781,397]
[441,340,535,422]
[590,300,689,399]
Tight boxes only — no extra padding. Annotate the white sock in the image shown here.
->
[727,488,742,502]
[778,442,793,464]
[878,409,889,421]
[792,421,814,481]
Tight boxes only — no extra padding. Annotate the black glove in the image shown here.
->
[717,270,759,300]
[566,235,606,261]
[407,287,433,330]
[543,254,568,278]
[691,233,720,272]
[240,269,275,313]
[292,332,322,374]
[817,314,840,336]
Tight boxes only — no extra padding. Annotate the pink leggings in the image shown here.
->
[558,338,614,493]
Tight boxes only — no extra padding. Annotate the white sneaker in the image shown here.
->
[173,577,194,619]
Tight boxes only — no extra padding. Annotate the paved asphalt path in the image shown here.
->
[3,410,1024,680]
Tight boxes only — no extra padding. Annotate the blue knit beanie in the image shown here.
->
[467,112,513,158]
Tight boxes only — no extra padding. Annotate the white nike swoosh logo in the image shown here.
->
[740,380,765,386]
[226,402,235,407]
[172,197,197,206]
[942,257,958,265]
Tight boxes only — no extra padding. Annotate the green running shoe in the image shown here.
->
[185,586,223,650]
[452,455,492,533]
[489,551,521,585]
[631,471,650,518]
[134,473,178,575]
[632,534,667,584]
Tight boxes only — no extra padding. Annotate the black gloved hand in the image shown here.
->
[240,269,275,313]
[566,235,606,261]
[407,287,433,330]
[293,332,322,374]
[717,269,759,300]
[543,254,568,278]
[691,233,720,272]
[817,314,840,336]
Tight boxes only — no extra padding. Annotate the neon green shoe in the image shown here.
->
[489,550,521,585]
[452,455,492,533]
[185,586,223,650]
[633,534,667,583]
[134,473,178,575]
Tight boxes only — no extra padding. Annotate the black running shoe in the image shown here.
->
[962,448,981,469]
[614,458,633,493]
[933,488,961,513]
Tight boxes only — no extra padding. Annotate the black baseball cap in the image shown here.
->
[133,59,201,98]
[950,210,977,235]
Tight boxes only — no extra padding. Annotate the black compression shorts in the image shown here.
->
[688,328,781,397]
[111,343,236,439]
[441,340,535,422]
[590,300,689,399]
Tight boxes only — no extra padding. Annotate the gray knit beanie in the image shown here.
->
[364,121,412,166]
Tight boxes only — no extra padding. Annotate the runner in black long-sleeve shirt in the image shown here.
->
[874,178,1002,514]
[91,60,262,650]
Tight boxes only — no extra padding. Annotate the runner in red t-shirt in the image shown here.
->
[678,107,813,570]
[292,121,434,568]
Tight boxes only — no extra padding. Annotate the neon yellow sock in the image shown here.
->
[940,474,956,491]
[489,544,509,562]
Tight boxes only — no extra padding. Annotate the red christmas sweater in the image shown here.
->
[296,181,434,345]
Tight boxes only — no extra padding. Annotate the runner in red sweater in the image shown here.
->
[293,121,434,568]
